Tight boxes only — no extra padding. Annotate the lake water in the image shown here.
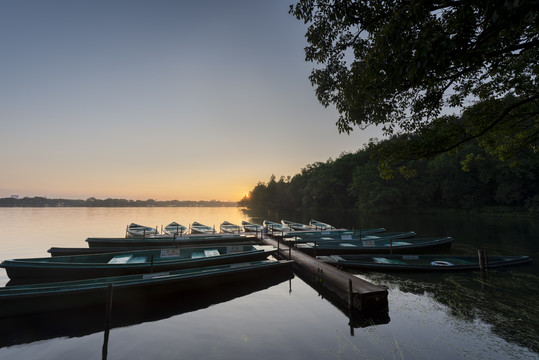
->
[0,207,537,359]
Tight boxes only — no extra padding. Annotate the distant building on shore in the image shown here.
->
[10,195,19,199]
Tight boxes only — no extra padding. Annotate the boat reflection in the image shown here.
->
[0,270,294,348]
[293,270,390,331]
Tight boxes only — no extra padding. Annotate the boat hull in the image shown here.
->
[2,246,277,283]
[0,260,294,318]
[318,254,532,271]
[294,237,453,256]
[86,233,257,248]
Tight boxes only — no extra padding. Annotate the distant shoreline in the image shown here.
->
[0,197,238,207]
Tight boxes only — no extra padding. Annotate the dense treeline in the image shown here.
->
[240,141,539,214]
[0,197,237,207]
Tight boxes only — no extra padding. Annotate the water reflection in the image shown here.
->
[293,270,390,332]
[358,266,539,353]
[0,271,294,349]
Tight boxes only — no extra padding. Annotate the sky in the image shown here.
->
[0,0,382,202]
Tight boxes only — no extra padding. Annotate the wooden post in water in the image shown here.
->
[150,254,154,273]
[288,244,291,260]
[478,249,489,271]
[348,278,353,311]
[103,283,114,359]
[389,239,393,255]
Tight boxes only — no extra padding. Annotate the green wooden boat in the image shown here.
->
[85,232,257,248]
[48,240,257,257]
[190,221,215,234]
[162,222,187,235]
[0,269,294,346]
[126,223,158,238]
[308,219,335,230]
[241,221,263,233]
[318,254,532,271]
[285,231,416,243]
[263,220,290,234]
[220,221,242,233]
[0,260,294,317]
[1,245,277,282]
[281,219,313,231]
[279,227,387,239]
[295,237,453,255]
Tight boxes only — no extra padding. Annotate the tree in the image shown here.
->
[290,0,538,174]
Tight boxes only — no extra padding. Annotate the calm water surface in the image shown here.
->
[0,207,537,359]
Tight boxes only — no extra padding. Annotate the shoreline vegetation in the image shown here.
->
[239,140,539,217]
[0,197,237,207]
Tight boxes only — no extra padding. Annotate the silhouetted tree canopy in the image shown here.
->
[290,0,538,175]
[240,138,539,214]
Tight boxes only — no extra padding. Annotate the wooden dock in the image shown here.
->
[260,235,388,314]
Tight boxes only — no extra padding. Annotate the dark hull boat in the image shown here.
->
[285,231,416,243]
[0,260,294,318]
[0,270,294,347]
[1,245,277,282]
[47,240,257,257]
[294,237,453,256]
[85,232,257,248]
[278,227,387,239]
[317,254,532,271]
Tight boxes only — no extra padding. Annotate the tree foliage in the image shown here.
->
[289,0,538,171]
[240,139,539,214]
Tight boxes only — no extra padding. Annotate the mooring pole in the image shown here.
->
[348,278,353,311]
[103,283,114,359]
[478,249,485,270]
[288,244,291,260]
[150,254,154,273]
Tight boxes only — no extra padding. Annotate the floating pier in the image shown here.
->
[261,235,388,314]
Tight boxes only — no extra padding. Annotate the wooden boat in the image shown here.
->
[162,222,187,235]
[0,260,294,317]
[281,220,313,231]
[48,241,259,257]
[220,221,241,233]
[279,227,387,239]
[85,233,257,248]
[294,237,453,256]
[242,221,263,233]
[0,270,294,347]
[285,231,416,243]
[1,245,278,282]
[309,219,335,230]
[317,254,532,271]
[190,221,215,234]
[263,220,290,234]
[126,223,158,238]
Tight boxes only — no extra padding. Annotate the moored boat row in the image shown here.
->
[0,220,293,317]
[262,219,533,271]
